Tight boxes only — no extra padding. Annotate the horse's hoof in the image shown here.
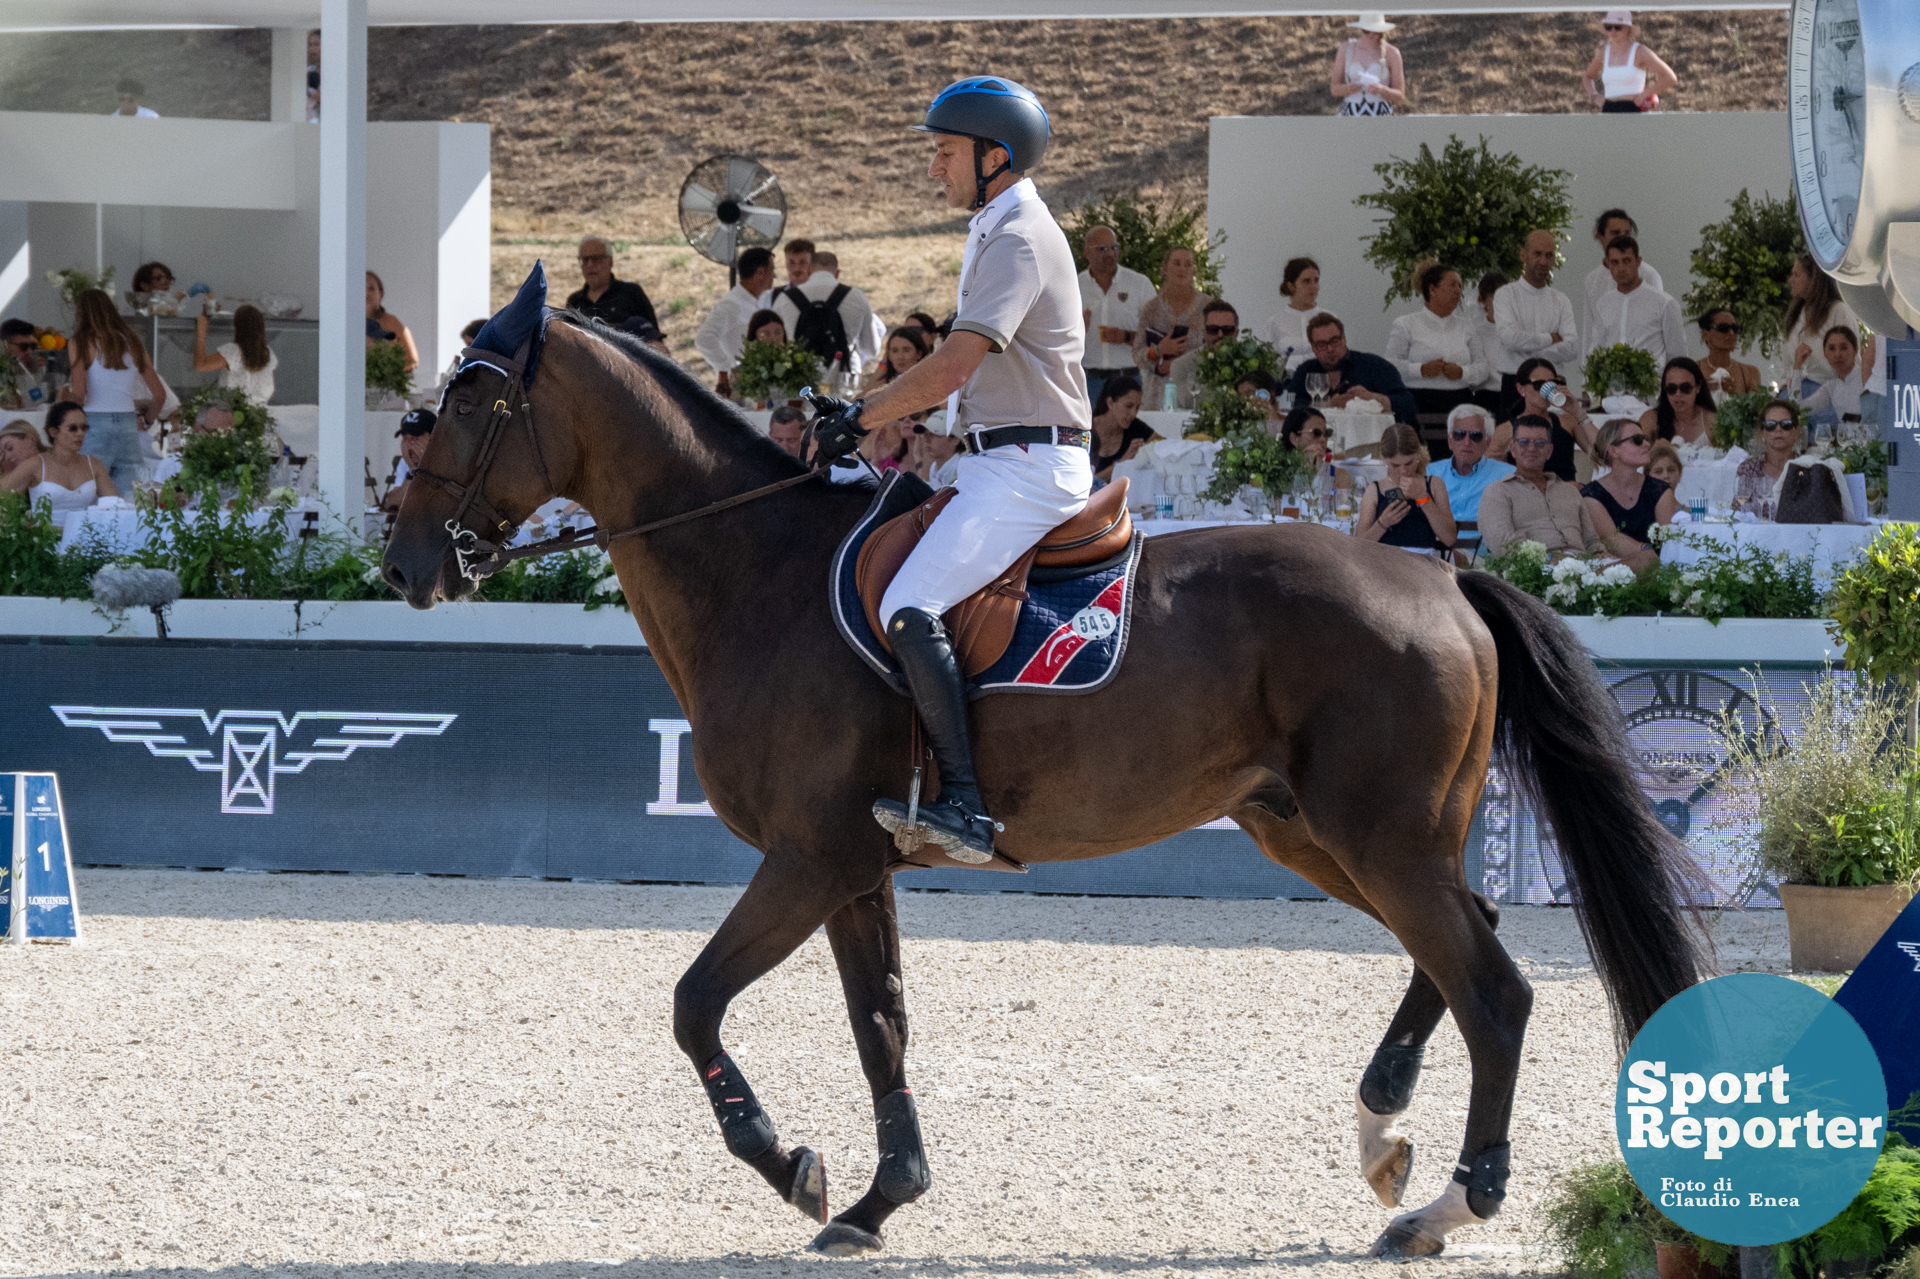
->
[1364,1134,1415,1208]
[787,1147,827,1223]
[807,1220,883,1258]
[1368,1221,1446,1261]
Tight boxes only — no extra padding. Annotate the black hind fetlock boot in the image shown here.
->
[873,608,999,864]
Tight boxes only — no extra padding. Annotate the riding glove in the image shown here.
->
[808,394,868,465]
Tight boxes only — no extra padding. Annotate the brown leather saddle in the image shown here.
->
[854,477,1132,676]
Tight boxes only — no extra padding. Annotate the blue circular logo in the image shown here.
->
[1616,973,1885,1244]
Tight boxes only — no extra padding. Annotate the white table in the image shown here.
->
[1661,519,1890,586]
[1323,406,1394,454]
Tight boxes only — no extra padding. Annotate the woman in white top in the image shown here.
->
[191,304,278,403]
[1784,254,1871,394]
[1385,263,1488,420]
[1,402,116,527]
[1583,10,1677,113]
[1475,271,1517,397]
[1259,257,1324,375]
[67,288,167,493]
[1329,14,1406,117]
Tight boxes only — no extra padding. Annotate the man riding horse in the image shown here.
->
[810,77,1094,865]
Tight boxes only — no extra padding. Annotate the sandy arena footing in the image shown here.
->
[0,868,1789,1279]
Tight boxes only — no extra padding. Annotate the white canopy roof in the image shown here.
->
[0,0,1784,29]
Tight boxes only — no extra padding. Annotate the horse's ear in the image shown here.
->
[471,261,548,359]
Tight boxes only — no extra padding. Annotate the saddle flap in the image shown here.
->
[1035,477,1131,567]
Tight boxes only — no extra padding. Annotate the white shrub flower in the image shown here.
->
[1601,564,1637,587]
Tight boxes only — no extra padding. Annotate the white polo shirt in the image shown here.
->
[1077,265,1155,371]
[1589,281,1687,371]
[693,282,770,375]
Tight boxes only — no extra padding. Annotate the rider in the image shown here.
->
[810,77,1093,864]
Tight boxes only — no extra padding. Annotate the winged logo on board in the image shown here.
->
[1897,941,1920,972]
[50,706,458,815]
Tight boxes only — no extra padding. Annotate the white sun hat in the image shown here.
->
[1347,12,1397,32]
[1602,9,1634,24]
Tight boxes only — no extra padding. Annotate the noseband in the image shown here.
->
[408,340,824,583]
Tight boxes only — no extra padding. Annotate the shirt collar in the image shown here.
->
[970,177,1037,239]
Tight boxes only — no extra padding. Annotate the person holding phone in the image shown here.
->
[1356,422,1455,553]
[1131,246,1213,410]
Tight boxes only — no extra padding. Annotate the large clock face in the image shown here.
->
[1790,0,1869,269]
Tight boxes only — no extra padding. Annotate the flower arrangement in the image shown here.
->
[1063,189,1225,292]
[734,340,822,405]
[1710,389,1776,451]
[1203,425,1315,505]
[1184,386,1267,441]
[174,387,277,492]
[1482,529,1821,623]
[1680,188,1806,360]
[1583,343,1659,402]
[1196,334,1281,394]
[45,265,115,305]
[1354,135,1574,306]
[365,341,413,399]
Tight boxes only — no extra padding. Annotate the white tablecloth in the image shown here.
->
[1323,405,1395,454]
[57,503,325,554]
[1661,519,1887,586]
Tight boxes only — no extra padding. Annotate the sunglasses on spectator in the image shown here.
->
[1295,428,1329,440]
[1449,429,1485,442]
[1762,418,1797,431]
[1708,322,1740,334]
[1603,22,1627,30]
[1664,382,1697,396]
[1526,378,1554,390]
[1204,324,1237,337]
[1618,434,1650,448]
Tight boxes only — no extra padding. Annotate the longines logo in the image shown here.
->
[51,706,458,815]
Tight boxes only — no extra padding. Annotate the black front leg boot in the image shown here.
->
[872,608,999,864]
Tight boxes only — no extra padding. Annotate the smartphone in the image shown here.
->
[1169,325,1189,339]
[1379,488,1404,505]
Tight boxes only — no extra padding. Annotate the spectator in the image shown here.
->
[1583,11,1678,113]
[1426,403,1514,522]
[695,246,777,396]
[1235,369,1285,424]
[745,309,787,348]
[1641,356,1716,447]
[1734,400,1801,519]
[1647,439,1683,489]
[1357,422,1455,553]
[859,418,908,474]
[1330,14,1406,117]
[0,419,46,476]
[1784,254,1868,394]
[131,262,176,294]
[1281,404,1357,492]
[1801,326,1871,438]
[382,408,435,510]
[1582,210,1664,332]
[1284,312,1417,424]
[111,77,158,118]
[1474,271,1514,406]
[1259,257,1324,373]
[1078,225,1156,405]
[1582,418,1676,570]
[567,237,661,335]
[67,289,166,493]
[1478,416,1604,559]
[773,251,876,396]
[767,404,806,459]
[192,304,277,404]
[1493,231,1580,418]
[2,318,45,386]
[907,415,965,488]
[1201,300,1240,351]
[812,251,886,372]
[1,402,116,525]
[460,318,486,345]
[867,325,931,390]
[905,312,942,345]
[1089,373,1153,481]
[783,239,815,289]
[1588,235,1685,371]
[1696,309,1761,396]
[306,29,321,122]
[1132,247,1213,410]
[1500,357,1596,481]
[1386,262,1487,420]
[365,271,420,373]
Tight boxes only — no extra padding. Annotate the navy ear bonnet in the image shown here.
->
[467,260,551,386]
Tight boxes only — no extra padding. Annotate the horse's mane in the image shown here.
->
[555,311,810,478]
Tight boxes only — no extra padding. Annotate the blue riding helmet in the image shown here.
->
[913,76,1051,209]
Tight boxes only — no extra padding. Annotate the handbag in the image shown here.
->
[1773,462,1846,524]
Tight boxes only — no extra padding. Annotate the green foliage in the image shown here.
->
[1710,390,1776,451]
[131,475,295,600]
[1837,439,1890,510]
[174,388,277,492]
[1797,779,1920,887]
[1828,522,1920,687]
[734,340,823,405]
[1185,386,1267,441]
[1354,135,1574,306]
[282,526,392,603]
[365,341,412,398]
[1196,334,1281,394]
[474,548,626,610]
[1483,530,1822,622]
[1774,1135,1920,1278]
[1203,424,1315,504]
[0,491,112,598]
[1535,1159,1732,1279]
[44,264,114,304]
[1584,343,1660,401]
[1682,189,1807,360]
[1062,189,1225,293]
[0,349,22,405]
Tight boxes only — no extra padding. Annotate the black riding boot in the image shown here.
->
[872,608,999,864]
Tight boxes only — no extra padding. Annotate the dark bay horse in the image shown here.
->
[383,313,1710,1260]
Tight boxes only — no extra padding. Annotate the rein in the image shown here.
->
[413,340,825,583]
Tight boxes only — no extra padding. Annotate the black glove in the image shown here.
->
[807,393,868,465]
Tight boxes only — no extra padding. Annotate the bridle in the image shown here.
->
[407,337,824,584]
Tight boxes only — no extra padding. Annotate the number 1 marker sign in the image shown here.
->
[3,774,81,944]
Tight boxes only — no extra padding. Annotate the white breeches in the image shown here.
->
[879,443,1093,624]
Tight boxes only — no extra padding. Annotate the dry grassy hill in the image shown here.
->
[2,14,1786,371]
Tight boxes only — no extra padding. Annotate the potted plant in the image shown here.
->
[1681,189,1806,361]
[175,387,277,495]
[1830,522,1920,749]
[44,265,115,328]
[1715,673,1917,971]
[734,340,822,408]
[365,342,412,410]
[1584,343,1660,404]
[1203,415,1314,514]
[1196,334,1280,394]
[1538,1159,1734,1279]
[1063,188,1225,292]
[1185,385,1268,443]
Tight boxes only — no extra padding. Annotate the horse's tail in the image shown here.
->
[1454,569,1711,1047]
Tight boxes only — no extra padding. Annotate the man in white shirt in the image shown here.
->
[772,253,877,396]
[1492,229,1580,415]
[111,77,159,117]
[815,251,887,377]
[1588,234,1686,373]
[694,246,776,397]
[1076,225,1155,404]
[1582,209,1664,343]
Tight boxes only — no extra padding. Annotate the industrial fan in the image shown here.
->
[677,154,787,279]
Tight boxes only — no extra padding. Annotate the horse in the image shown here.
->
[383,306,1710,1260]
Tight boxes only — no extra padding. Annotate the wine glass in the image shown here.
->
[1304,373,1329,408]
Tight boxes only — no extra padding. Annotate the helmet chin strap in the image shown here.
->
[971,137,1012,212]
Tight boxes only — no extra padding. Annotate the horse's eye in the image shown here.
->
[455,401,473,417]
